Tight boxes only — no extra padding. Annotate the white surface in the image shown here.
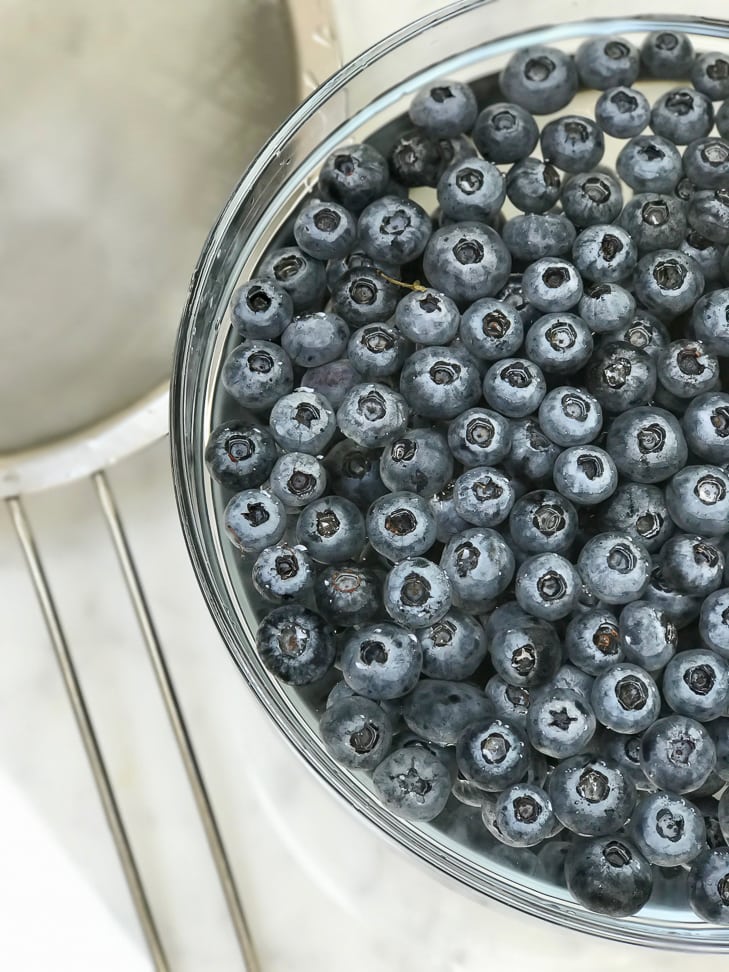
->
[3,438,729,971]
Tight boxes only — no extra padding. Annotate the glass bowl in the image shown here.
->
[171,0,729,950]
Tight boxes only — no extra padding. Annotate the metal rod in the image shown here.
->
[93,470,258,972]
[6,495,169,972]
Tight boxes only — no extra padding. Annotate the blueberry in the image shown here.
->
[691,51,729,102]
[616,134,684,193]
[383,557,452,628]
[548,753,636,836]
[509,489,578,554]
[599,483,674,553]
[422,221,512,305]
[577,532,652,605]
[666,464,729,536]
[505,157,562,214]
[591,663,661,734]
[575,36,640,90]
[502,213,577,263]
[619,600,678,671]
[258,246,327,311]
[295,496,366,564]
[572,224,637,283]
[205,420,277,491]
[515,553,580,621]
[619,193,688,254]
[324,440,386,507]
[540,115,605,174]
[585,341,656,414]
[357,195,432,265]
[651,87,715,145]
[403,678,491,746]
[331,267,399,326]
[440,527,516,608]
[340,621,422,700]
[471,102,539,163]
[269,452,327,509]
[293,198,357,261]
[418,609,487,681]
[662,649,729,722]
[437,157,506,222]
[640,715,717,793]
[700,588,729,658]
[319,695,394,771]
[314,563,382,627]
[381,431,453,499]
[505,417,562,484]
[373,743,452,822]
[546,664,595,702]
[408,79,478,136]
[269,389,335,454]
[221,340,294,411]
[661,534,724,596]
[317,143,389,211]
[605,406,688,484]
[691,289,729,356]
[256,605,335,685]
[230,277,294,340]
[388,128,448,188]
[561,171,623,227]
[680,234,726,284]
[447,408,512,469]
[484,675,532,729]
[658,339,720,401]
[459,298,524,361]
[483,358,547,419]
[595,86,650,138]
[712,718,729,779]
[251,543,314,604]
[565,835,652,916]
[555,445,618,509]
[453,466,515,528]
[688,847,729,924]
[456,716,530,791]
[599,730,649,790]
[400,345,481,420]
[643,564,702,629]
[224,488,286,555]
[641,30,695,79]
[302,359,359,409]
[565,609,622,676]
[493,783,557,847]
[337,382,410,449]
[428,481,470,544]
[490,620,562,688]
[527,689,596,758]
[367,490,437,563]
[689,189,729,246]
[394,288,460,345]
[683,138,729,192]
[499,45,579,115]
[524,313,593,377]
[522,258,583,313]
[538,386,602,447]
[607,310,670,360]
[347,323,410,380]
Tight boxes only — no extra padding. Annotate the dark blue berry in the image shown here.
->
[400,345,481,420]
[258,246,327,311]
[403,678,491,746]
[565,835,652,916]
[205,420,277,491]
[230,277,293,340]
[422,221,512,304]
[409,79,478,136]
[471,102,539,163]
[319,696,393,770]
[340,622,422,700]
[373,744,452,821]
[256,605,335,685]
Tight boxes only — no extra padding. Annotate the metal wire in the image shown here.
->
[93,470,258,972]
[6,495,170,972]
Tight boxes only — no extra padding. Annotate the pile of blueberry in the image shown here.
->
[206,31,729,923]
